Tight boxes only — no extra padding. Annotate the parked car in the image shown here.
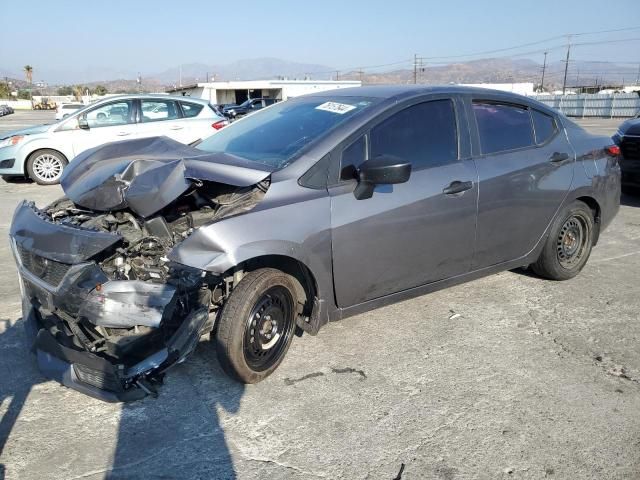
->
[55,103,85,120]
[613,117,640,191]
[223,97,278,118]
[10,86,620,401]
[0,104,14,116]
[0,94,228,185]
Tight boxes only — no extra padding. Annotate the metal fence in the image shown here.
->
[533,93,640,118]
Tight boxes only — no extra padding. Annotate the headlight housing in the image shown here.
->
[0,135,24,148]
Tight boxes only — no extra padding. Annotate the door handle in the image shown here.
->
[549,152,570,164]
[116,132,131,136]
[443,180,473,195]
[169,125,184,130]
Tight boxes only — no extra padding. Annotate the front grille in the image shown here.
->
[17,244,71,287]
[621,138,640,160]
[74,364,122,392]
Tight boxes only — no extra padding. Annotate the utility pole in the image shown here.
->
[562,36,571,94]
[335,70,340,81]
[540,51,548,92]
[413,54,426,84]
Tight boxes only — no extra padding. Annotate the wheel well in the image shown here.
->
[576,196,601,245]
[24,148,68,176]
[232,255,318,318]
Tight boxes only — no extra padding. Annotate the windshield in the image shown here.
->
[197,96,377,168]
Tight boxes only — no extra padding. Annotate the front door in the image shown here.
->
[329,98,478,308]
[71,99,138,157]
[470,100,574,268]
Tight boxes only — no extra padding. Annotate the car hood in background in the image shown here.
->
[0,124,51,140]
[60,136,274,218]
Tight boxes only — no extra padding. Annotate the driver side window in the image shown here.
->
[83,100,134,128]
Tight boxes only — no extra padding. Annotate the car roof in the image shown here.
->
[89,94,210,105]
[307,84,531,101]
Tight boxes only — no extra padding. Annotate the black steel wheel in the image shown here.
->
[532,200,594,280]
[556,213,590,269]
[215,268,298,383]
[243,286,295,372]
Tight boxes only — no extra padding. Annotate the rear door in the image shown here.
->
[136,98,192,143]
[329,97,478,307]
[470,99,574,268]
[178,100,221,142]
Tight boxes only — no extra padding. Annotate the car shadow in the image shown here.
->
[107,341,244,479]
[0,317,244,480]
[0,318,43,480]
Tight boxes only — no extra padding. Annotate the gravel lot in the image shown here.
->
[0,111,639,480]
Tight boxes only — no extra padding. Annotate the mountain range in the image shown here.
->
[2,57,638,92]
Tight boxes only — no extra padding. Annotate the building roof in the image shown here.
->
[165,79,361,93]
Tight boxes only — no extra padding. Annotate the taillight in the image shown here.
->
[605,145,621,156]
[212,120,229,130]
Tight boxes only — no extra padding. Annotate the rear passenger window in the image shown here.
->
[473,102,534,154]
[180,102,204,118]
[531,109,557,144]
[370,99,458,170]
[141,100,179,123]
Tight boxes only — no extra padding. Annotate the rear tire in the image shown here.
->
[531,200,594,280]
[26,149,67,185]
[215,268,298,383]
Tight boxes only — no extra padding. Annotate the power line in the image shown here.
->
[418,26,640,61]
[293,27,640,80]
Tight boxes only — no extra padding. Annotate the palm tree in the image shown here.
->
[23,65,33,85]
[72,85,84,102]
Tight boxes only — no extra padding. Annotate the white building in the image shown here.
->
[166,79,362,105]
[460,82,536,96]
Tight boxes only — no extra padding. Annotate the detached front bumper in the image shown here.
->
[11,201,210,402]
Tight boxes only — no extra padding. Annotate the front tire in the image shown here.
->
[26,149,67,185]
[215,268,298,383]
[531,200,594,280]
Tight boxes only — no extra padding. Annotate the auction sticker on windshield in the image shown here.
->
[315,102,357,114]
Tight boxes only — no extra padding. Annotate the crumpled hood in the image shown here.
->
[61,136,273,218]
[1,124,50,139]
[618,117,640,137]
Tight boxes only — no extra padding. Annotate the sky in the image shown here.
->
[1,0,639,83]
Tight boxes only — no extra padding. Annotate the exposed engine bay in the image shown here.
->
[10,136,280,401]
[46,179,268,283]
[14,179,268,400]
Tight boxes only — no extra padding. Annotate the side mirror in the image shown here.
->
[77,117,90,130]
[354,155,411,200]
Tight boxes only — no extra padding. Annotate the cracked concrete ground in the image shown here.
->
[0,113,639,479]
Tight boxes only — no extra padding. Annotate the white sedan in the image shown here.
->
[0,94,228,184]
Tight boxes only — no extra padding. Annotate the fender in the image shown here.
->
[167,179,335,331]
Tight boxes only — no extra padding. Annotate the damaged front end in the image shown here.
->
[10,137,272,401]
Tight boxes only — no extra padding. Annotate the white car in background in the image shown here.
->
[0,94,228,184]
[55,103,85,120]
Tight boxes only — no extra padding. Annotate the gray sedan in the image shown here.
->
[10,86,621,401]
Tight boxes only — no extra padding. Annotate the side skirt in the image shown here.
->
[332,250,542,322]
